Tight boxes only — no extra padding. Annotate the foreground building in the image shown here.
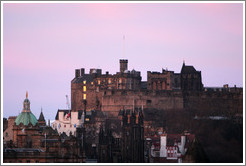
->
[3,93,85,163]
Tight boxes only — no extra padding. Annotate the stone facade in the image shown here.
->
[3,116,17,142]
[70,59,243,119]
[71,59,189,114]
[181,62,203,91]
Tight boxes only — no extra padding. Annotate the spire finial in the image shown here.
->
[26,91,28,98]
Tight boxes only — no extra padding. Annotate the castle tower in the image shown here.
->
[120,59,128,73]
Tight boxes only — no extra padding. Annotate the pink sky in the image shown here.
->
[2,2,244,121]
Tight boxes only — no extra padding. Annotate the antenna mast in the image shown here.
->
[123,35,125,59]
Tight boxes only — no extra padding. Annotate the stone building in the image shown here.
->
[145,131,196,163]
[147,69,180,90]
[3,92,86,163]
[71,59,142,112]
[71,59,189,117]
[180,62,203,91]
[120,108,145,163]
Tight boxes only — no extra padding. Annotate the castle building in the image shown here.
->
[70,59,202,118]
[180,62,203,91]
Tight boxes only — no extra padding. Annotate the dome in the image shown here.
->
[15,112,38,126]
[15,91,38,126]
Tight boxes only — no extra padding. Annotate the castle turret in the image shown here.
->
[120,59,128,73]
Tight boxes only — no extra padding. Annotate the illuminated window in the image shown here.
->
[91,82,94,85]
[83,94,87,100]
[119,78,122,83]
[98,80,101,85]
[83,86,86,92]
[108,79,111,84]
[85,118,89,121]
[83,80,86,84]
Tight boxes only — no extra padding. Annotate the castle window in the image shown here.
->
[98,80,101,85]
[83,94,87,100]
[119,78,122,83]
[35,160,39,163]
[83,80,86,84]
[26,160,30,163]
[147,100,152,105]
[83,86,86,92]
[108,79,111,84]
[91,82,94,85]
[5,132,8,137]
[64,125,66,128]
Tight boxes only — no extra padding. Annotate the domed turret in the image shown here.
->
[23,91,31,112]
[15,92,38,126]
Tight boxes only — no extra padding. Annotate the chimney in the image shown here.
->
[160,134,167,157]
[106,71,109,75]
[75,69,80,78]
[48,119,50,127]
[81,68,85,76]
[97,69,102,75]
[180,135,186,155]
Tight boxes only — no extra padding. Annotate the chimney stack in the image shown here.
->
[81,68,85,76]
[75,69,80,78]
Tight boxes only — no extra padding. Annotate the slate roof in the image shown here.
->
[15,112,38,126]
[71,74,94,83]
[38,111,45,121]
[181,65,197,73]
[55,109,70,120]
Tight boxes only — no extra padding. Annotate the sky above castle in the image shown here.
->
[3,2,244,121]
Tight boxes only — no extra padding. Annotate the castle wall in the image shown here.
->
[183,89,243,116]
[101,90,184,117]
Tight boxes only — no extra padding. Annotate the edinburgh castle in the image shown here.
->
[71,59,242,117]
